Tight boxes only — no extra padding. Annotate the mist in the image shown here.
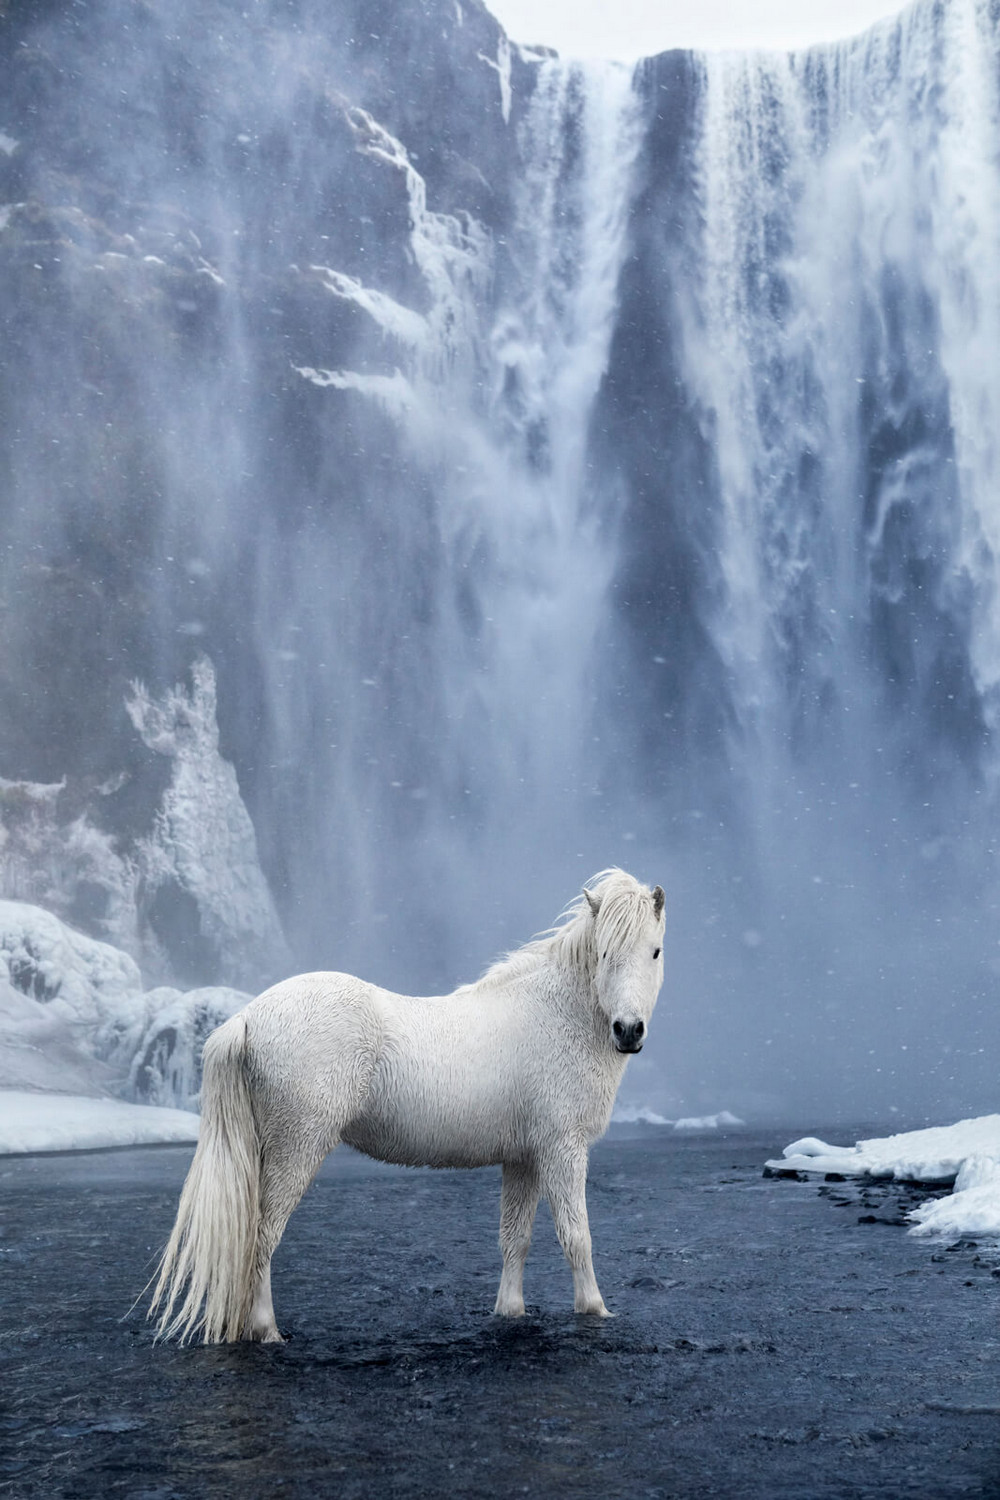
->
[0,0,998,1125]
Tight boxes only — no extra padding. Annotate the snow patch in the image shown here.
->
[0,133,18,156]
[909,1155,1000,1239]
[674,1111,746,1131]
[346,107,491,380]
[613,1104,745,1131]
[771,1117,1000,1183]
[515,44,554,65]
[0,1089,198,1155]
[769,1116,1000,1242]
[196,258,226,287]
[614,1103,671,1125]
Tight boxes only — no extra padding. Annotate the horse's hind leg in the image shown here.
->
[494,1160,540,1317]
[249,1124,332,1342]
[242,1004,380,1341]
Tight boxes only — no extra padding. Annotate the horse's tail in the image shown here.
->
[149,1011,261,1344]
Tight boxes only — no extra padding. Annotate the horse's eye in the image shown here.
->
[602,951,607,960]
[653,948,660,960]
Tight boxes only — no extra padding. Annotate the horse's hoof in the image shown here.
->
[576,1303,613,1318]
[250,1325,285,1343]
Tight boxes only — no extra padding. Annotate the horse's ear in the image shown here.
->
[585,888,601,919]
[652,885,665,920]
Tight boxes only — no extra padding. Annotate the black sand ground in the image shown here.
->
[2,1128,1000,1499]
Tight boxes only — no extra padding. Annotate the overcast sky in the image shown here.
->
[485,0,910,58]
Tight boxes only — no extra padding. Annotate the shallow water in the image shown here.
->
[2,1130,999,1498]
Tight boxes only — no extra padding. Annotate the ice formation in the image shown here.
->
[0,776,141,958]
[0,659,288,996]
[126,657,289,992]
[0,898,249,1119]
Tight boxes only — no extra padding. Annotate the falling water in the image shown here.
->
[655,0,1000,1118]
[5,0,1000,1120]
[248,55,646,981]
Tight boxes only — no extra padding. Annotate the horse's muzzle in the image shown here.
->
[612,1019,645,1054]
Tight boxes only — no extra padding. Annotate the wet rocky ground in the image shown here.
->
[3,1127,1000,1499]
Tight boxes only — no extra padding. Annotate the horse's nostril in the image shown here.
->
[635,1021,645,1037]
[613,1020,625,1038]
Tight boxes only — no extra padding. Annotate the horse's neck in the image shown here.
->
[543,954,602,1035]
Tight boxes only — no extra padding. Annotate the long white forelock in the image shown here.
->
[468,869,654,992]
[584,869,658,965]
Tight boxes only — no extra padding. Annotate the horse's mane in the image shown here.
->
[463,869,656,995]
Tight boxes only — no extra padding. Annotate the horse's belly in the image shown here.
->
[342,1116,502,1169]
[342,1074,515,1170]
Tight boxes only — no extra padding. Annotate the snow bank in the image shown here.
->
[0,1089,198,1155]
[768,1116,1000,1240]
[909,1155,1000,1239]
[769,1117,1000,1183]
[613,1105,745,1130]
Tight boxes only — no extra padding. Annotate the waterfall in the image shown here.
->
[237,54,646,982]
[692,0,1000,757]
[645,0,1000,1118]
[4,0,1000,1120]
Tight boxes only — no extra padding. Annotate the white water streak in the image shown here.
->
[693,0,1000,741]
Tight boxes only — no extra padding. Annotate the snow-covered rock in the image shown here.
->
[768,1117,1000,1241]
[0,898,250,1113]
[126,658,290,992]
[0,897,145,1072]
[0,660,288,996]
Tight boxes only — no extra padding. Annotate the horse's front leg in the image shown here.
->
[494,1159,540,1317]
[541,1145,611,1317]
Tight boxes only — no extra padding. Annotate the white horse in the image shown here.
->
[150,868,665,1343]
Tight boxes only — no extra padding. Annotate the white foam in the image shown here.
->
[292,364,415,417]
[307,265,427,346]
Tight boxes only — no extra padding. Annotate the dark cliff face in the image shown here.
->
[0,0,527,950]
[596,53,734,807]
[0,0,513,759]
